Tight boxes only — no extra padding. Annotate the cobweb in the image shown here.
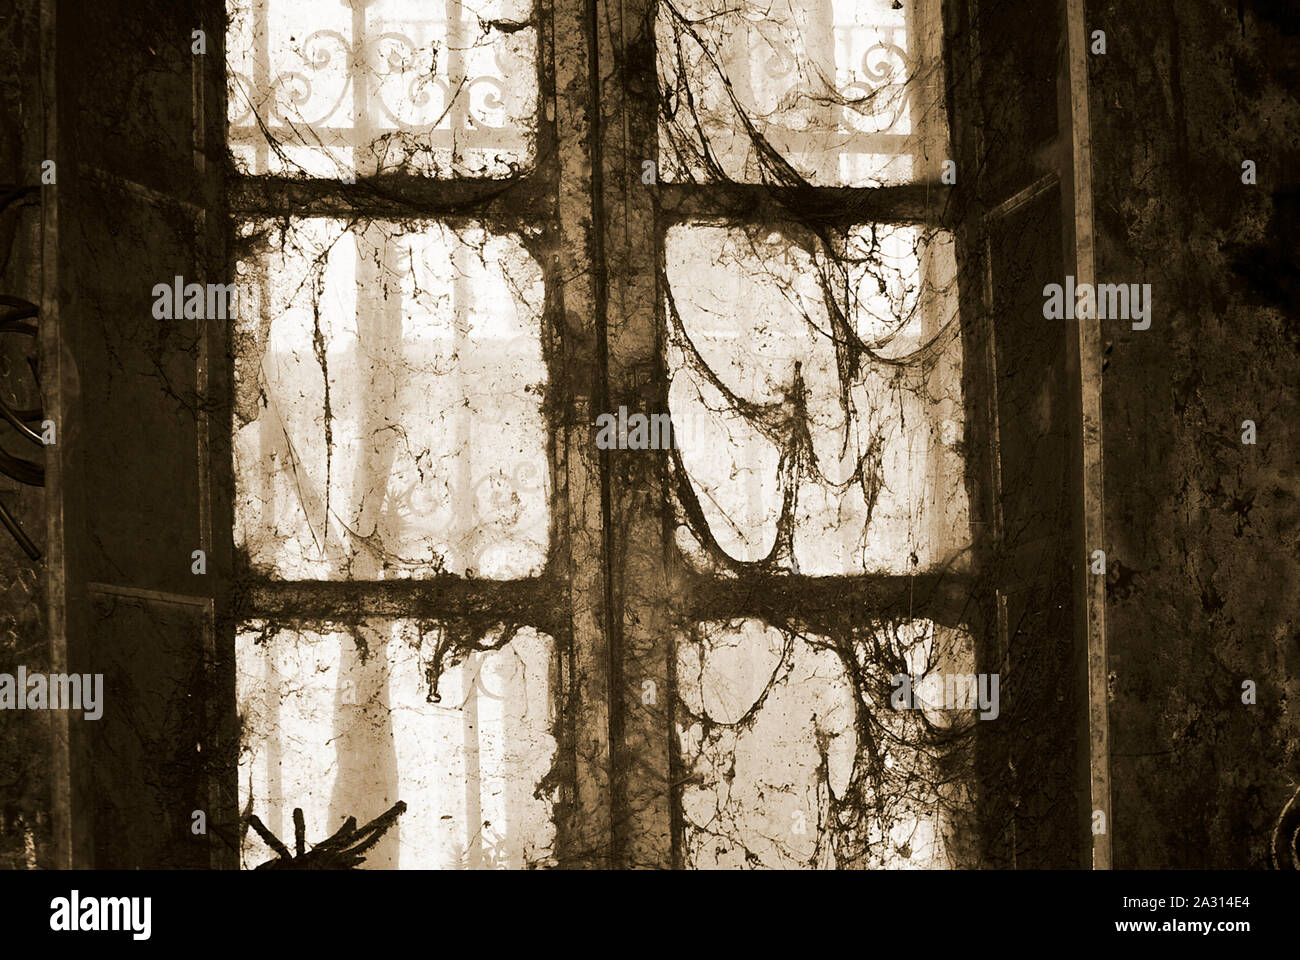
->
[656,0,982,868]
[227,0,988,869]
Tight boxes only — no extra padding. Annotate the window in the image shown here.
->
[227,0,562,869]
[658,0,947,186]
[656,0,980,868]
[227,0,537,178]
[226,0,982,869]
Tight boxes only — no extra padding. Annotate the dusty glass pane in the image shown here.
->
[227,0,537,178]
[238,620,558,869]
[658,0,948,186]
[234,218,549,580]
[677,618,975,869]
[666,222,967,575]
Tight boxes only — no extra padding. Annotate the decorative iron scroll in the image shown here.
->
[1273,785,1300,869]
[0,185,43,562]
[227,29,517,133]
[226,0,537,179]
[657,0,945,186]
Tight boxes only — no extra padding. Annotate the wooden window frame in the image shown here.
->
[35,0,1107,871]
[219,0,996,870]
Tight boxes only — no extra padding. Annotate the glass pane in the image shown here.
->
[666,222,967,575]
[677,618,976,869]
[658,0,948,186]
[234,218,549,580]
[227,0,538,178]
[238,620,558,869]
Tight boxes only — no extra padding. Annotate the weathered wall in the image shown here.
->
[0,0,50,869]
[1090,0,1300,867]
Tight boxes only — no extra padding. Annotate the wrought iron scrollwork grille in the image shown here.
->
[0,185,43,562]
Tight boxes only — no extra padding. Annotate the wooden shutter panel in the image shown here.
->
[43,0,229,868]
[947,0,1092,867]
